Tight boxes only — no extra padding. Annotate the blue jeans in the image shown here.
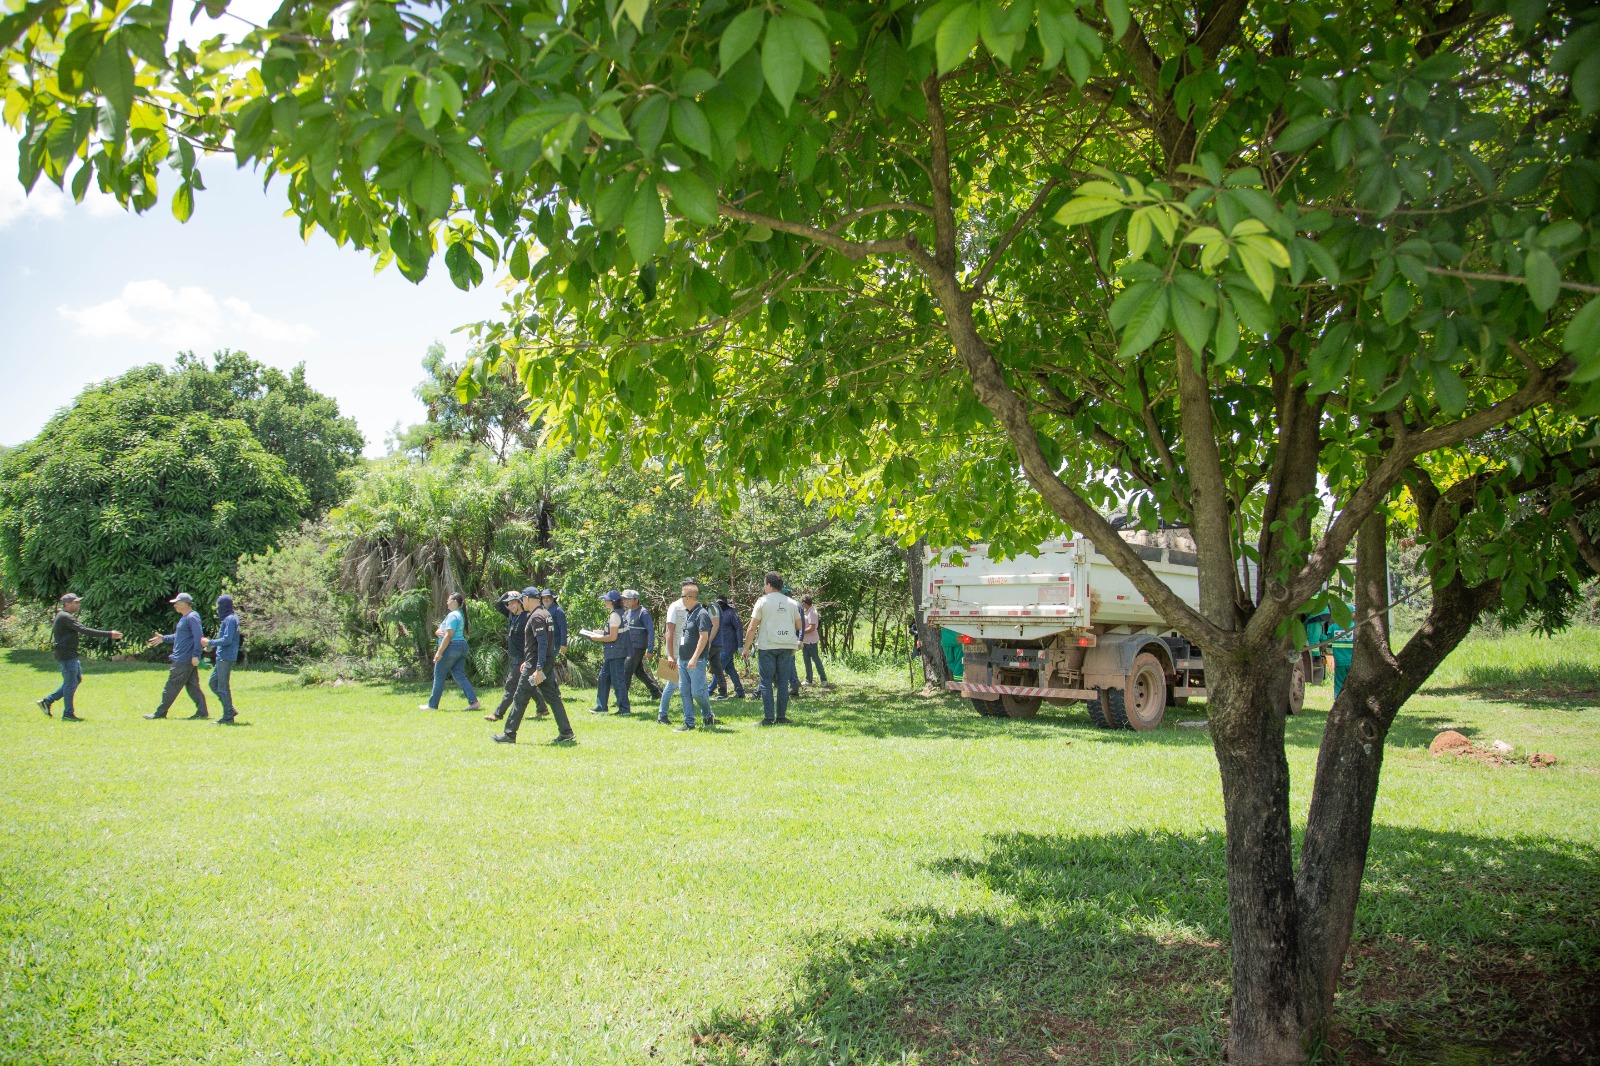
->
[802,643,827,684]
[678,657,711,726]
[429,639,477,707]
[209,659,236,718]
[758,649,794,722]
[596,656,631,712]
[658,675,679,722]
[45,659,82,715]
[713,646,745,697]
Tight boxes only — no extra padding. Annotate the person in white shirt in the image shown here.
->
[656,594,688,723]
[742,571,800,725]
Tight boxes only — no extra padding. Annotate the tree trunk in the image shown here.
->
[1206,651,1305,1065]
[904,537,947,688]
[1295,515,1500,1046]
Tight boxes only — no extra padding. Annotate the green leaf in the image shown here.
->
[1430,364,1467,416]
[619,0,650,31]
[631,94,671,155]
[671,98,713,156]
[666,168,720,225]
[1562,297,1600,380]
[171,181,194,223]
[411,154,453,221]
[509,239,530,281]
[791,16,832,73]
[1235,244,1276,300]
[1053,197,1122,225]
[625,180,666,262]
[1273,116,1333,154]
[445,241,483,290]
[596,173,639,230]
[864,31,908,109]
[90,33,135,121]
[587,105,632,142]
[442,140,492,186]
[1170,282,1214,355]
[1298,237,1340,283]
[720,8,766,72]
[1102,0,1130,39]
[935,2,980,75]
[1524,249,1560,312]
[1109,281,1154,328]
[762,17,805,113]
[1118,284,1169,359]
[415,76,444,129]
[1213,296,1240,363]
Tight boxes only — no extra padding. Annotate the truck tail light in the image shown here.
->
[959,634,974,644]
[1076,635,1097,647]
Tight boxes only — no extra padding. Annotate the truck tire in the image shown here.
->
[1103,652,1168,731]
[1288,657,1306,717]
[993,668,1041,718]
[971,696,1006,717]
[1086,696,1113,729]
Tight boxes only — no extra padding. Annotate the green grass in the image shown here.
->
[1,631,1597,1065]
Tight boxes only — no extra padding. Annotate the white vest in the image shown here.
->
[752,592,800,650]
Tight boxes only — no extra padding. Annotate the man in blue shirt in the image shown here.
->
[619,589,662,705]
[710,596,746,700]
[542,588,568,680]
[204,593,243,724]
[144,592,209,719]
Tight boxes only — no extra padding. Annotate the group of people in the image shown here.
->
[422,572,829,741]
[32,570,830,744]
[37,590,243,723]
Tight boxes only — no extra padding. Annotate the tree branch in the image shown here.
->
[969,178,1061,295]
[1425,265,1600,294]
[717,204,911,261]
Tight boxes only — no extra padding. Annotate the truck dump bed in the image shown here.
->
[924,532,1203,640]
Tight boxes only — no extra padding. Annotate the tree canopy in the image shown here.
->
[0,352,361,635]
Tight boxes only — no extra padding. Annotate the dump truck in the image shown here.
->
[924,531,1325,730]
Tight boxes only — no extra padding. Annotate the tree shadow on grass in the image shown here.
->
[689,828,1600,1065]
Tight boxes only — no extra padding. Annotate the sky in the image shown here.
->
[0,5,507,456]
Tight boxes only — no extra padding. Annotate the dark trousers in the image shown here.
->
[802,643,827,684]
[506,667,572,739]
[595,656,631,713]
[495,653,525,715]
[209,659,236,718]
[784,652,801,697]
[757,649,795,722]
[45,659,82,715]
[711,647,745,697]
[626,648,662,700]
[157,661,208,716]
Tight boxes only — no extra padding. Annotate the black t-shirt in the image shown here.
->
[678,602,713,661]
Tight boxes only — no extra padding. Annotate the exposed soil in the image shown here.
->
[1429,730,1558,769]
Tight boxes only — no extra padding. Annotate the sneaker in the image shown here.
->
[491,733,516,744]
[675,724,695,732]
[776,717,792,724]
[61,713,83,722]
[533,711,550,719]
[217,716,237,725]
[484,711,502,722]
[589,707,608,715]
[657,717,670,724]
[37,698,51,717]
[417,703,437,711]
[758,719,775,726]
[465,702,482,711]
[703,714,718,727]
[184,711,210,720]
[143,711,167,720]
[553,733,577,744]
[611,709,634,716]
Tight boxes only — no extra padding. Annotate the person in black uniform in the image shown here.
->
[485,589,528,722]
[37,592,122,721]
[492,591,574,744]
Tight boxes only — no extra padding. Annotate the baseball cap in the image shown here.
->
[59,592,82,604]
[541,588,557,598]
[621,588,640,599]
[521,586,541,599]
[601,589,621,604]
[170,592,193,604]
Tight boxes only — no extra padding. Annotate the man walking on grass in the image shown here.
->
[144,592,208,720]
[586,590,631,715]
[37,593,122,721]
[619,589,662,706]
[486,589,528,722]
[744,572,800,726]
[674,579,716,731]
[493,588,574,745]
[204,594,243,725]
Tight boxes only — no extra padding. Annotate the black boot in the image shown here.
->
[492,732,516,744]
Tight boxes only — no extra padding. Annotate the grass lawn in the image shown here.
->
[1,632,1596,1065]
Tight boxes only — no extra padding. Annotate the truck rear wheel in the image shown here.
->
[994,668,1041,718]
[1102,652,1168,731]
[970,696,1006,716]
[1288,657,1306,717]
[1086,697,1113,729]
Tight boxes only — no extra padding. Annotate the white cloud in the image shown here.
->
[58,280,319,349]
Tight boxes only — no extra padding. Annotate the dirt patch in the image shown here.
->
[1429,730,1558,769]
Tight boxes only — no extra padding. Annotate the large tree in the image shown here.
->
[6,0,1599,1059]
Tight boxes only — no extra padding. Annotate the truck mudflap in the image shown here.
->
[948,681,1097,701]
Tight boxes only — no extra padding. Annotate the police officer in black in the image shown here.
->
[485,589,528,722]
[492,588,574,744]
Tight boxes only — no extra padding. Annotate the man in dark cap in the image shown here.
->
[144,592,208,720]
[205,593,243,724]
[493,587,574,744]
[541,588,568,681]
[486,588,528,722]
[37,593,122,721]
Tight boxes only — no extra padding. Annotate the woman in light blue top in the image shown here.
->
[421,592,480,710]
